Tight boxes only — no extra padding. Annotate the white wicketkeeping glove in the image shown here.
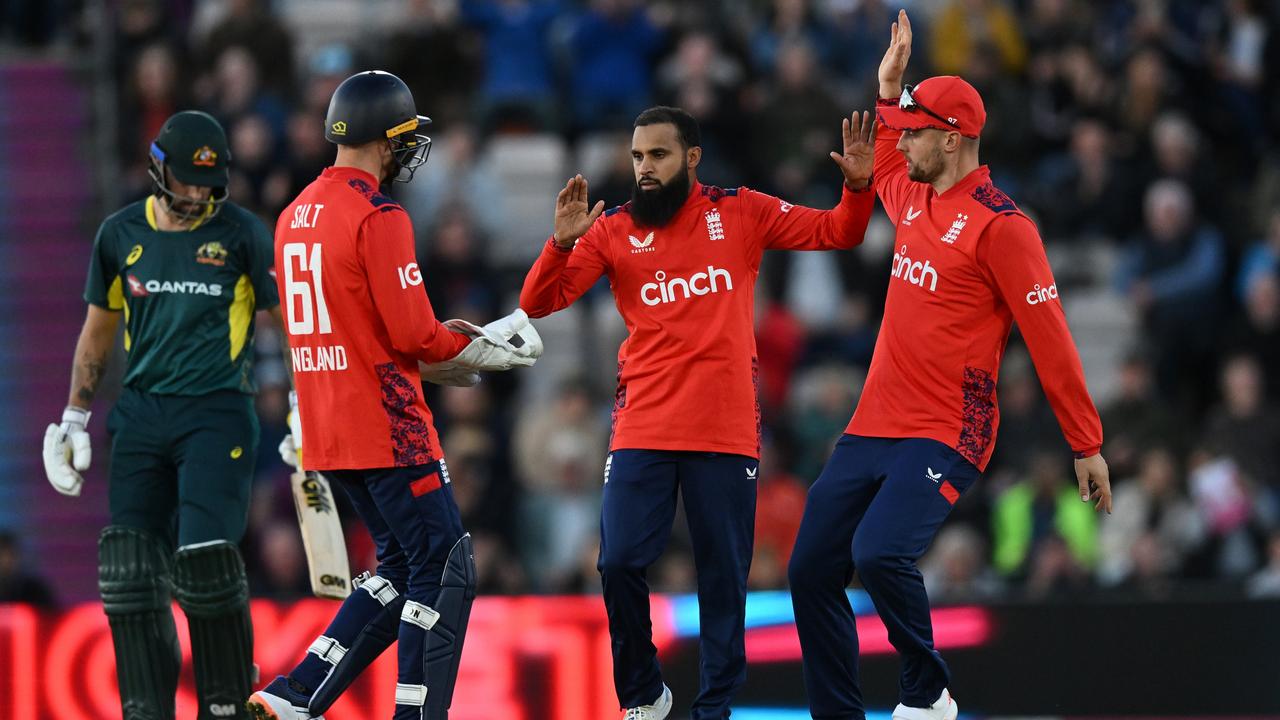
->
[279,391,303,470]
[420,364,483,387]
[428,309,543,373]
[43,406,92,497]
[480,308,545,360]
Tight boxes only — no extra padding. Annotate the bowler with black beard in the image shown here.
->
[520,106,877,719]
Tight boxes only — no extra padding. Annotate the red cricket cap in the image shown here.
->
[877,76,986,139]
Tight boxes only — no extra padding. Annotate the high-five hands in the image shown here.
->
[831,111,875,190]
[553,175,605,249]
[878,9,913,99]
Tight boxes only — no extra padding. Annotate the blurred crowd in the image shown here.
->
[4,0,1280,607]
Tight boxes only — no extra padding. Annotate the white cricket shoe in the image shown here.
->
[245,688,312,720]
[892,688,958,720]
[623,684,672,720]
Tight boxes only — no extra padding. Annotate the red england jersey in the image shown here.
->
[847,100,1103,470]
[521,182,874,458]
[275,167,469,470]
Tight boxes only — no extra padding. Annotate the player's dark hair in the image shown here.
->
[634,106,701,149]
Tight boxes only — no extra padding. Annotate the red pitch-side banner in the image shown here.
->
[0,596,677,720]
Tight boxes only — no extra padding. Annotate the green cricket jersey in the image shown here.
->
[84,196,280,396]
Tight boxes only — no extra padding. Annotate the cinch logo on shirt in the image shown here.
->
[640,266,734,306]
[891,245,938,293]
[127,274,223,297]
[1026,282,1059,305]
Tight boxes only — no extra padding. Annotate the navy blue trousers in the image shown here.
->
[289,461,464,717]
[325,462,464,603]
[788,436,980,719]
[598,450,757,719]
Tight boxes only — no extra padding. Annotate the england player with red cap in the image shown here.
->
[786,10,1112,720]
[522,105,877,719]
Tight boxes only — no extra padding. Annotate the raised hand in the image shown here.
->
[553,174,605,248]
[878,8,913,99]
[830,111,875,190]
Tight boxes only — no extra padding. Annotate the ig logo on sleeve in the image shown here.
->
[398,263,422,289]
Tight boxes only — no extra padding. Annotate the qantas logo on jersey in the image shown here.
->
[629,231,656,253]
[1026,282,1059,305]
[890,245,938,293]
[127,274,222,297]
[640,266,734,306]
[127,274,148,296]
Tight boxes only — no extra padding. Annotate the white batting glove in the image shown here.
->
[43,406,92,497]
[279,391,303,470]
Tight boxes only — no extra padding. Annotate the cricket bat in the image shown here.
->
[291,470,352,599]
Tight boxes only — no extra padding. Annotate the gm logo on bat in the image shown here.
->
[302,475,335,513]
[320,574,348,589]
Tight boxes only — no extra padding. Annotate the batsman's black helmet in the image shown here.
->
[325,70,431,183]
[147,110,230,222]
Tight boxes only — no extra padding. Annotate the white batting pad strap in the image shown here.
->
[401,600,440,631]
[395,683,428,706]
[360,575,399,606]
[307,636,348,666]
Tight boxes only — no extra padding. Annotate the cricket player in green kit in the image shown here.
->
[42,110,282,720]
